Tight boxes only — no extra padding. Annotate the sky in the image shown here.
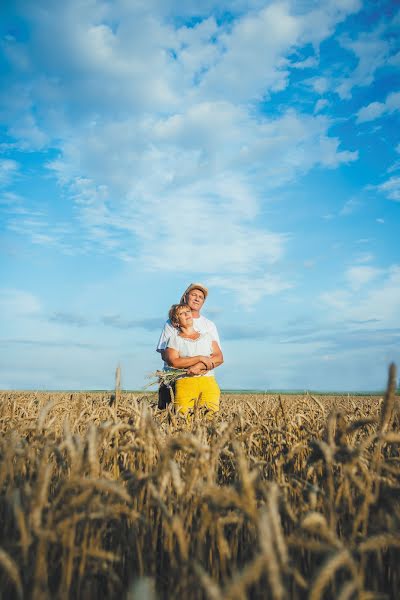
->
[0,0,399,392]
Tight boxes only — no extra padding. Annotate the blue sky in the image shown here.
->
[1,0,399,391]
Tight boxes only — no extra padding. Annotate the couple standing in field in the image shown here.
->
[156,283,223,415]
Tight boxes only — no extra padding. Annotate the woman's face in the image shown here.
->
[176,307,193,328]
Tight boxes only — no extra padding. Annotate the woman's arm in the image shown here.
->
[186,342,223,375]
[186,361,208,376]
[164,347,211,369]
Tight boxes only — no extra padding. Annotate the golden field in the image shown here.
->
[0,367,399,599]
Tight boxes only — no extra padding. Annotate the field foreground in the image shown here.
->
[0,370,399,599]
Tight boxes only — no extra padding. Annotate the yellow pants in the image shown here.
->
[174,376,220,415]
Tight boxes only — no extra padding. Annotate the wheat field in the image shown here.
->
[0,366,399,599]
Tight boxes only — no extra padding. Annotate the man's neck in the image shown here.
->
[191,310,201,319]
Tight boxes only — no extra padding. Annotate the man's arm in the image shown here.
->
[210,341,223,368]
[156,321,174,364]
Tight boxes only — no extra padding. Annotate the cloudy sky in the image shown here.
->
[1,0,399,391]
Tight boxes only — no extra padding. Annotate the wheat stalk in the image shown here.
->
[0,548,23,599]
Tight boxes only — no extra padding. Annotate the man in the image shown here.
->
[156,283,221,408]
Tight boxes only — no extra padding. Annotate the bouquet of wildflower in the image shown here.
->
[146,368,187,389]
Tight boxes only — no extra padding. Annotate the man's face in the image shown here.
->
[186,289,205,312]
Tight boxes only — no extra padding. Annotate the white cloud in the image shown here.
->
[0,159,19,186]
[43,106,357,288]
[198,3,300,102]
[298,0,361,44]
[72,173,288,274]
[2,0,362,132]
[376,176,400,202]
[345,265,382,290]
[308,77,329,94]
[388,160,400,174]
[336,27,391,99]
[290,56,318,70]
[388,50,400,67]
[356,101,386,123]
[386,91,400,111]
[2,192,76,250]
[339,197,361,215]
[8,114,49,149]
[314,99,329,113]
[0,191,22,206]
[197,0,361,102]
[354,252,374,264]
[0,289,42,318]
[208,275,293,309]
[356,91,400,123]
[321,265,400,327]
[320,289,351,311]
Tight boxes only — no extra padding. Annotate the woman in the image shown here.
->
[165,303,224,415]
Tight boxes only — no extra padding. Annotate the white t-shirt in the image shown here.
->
[157,315,221,370]
[166,330,215,377]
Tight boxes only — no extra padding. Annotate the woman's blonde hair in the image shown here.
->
[169,303,190,329]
